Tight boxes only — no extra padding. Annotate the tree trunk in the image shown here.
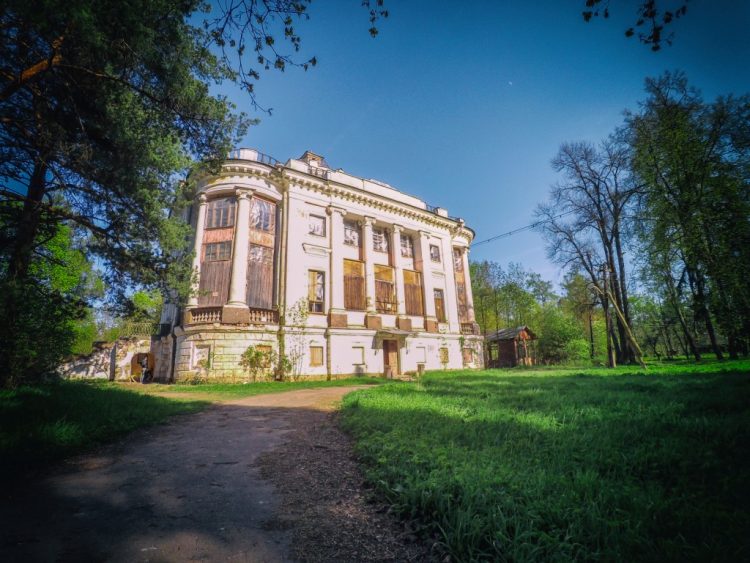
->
[7,159,47,281]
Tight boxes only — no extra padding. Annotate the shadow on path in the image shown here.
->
[0,387,367,562]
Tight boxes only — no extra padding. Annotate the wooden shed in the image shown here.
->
[485,326,537,368]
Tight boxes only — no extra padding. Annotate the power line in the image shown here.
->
[471,210,576,248]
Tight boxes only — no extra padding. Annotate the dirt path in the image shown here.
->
[0,386,428,562]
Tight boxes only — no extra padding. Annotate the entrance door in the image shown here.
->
[383,339,399,377]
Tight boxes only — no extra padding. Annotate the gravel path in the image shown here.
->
[0,386,428,562]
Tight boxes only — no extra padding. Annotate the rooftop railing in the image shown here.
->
[227,148,279,166]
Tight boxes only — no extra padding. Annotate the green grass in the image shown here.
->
[139,376,380,399]
[341,360,750,562]
[0,377,378,482]
[0,381,207,481]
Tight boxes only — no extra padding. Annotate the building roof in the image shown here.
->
[485,326,536,342]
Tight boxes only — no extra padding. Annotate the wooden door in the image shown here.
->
[383,340,399,376]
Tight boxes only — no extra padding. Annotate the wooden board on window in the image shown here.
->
[249,230,275,248]
[247,244,274,309]
[198,260,231,306]
[203,227,234,244]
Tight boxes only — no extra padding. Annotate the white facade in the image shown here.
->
[156,149,483,381]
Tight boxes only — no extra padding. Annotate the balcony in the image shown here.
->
[227,148,279,166]
[461,322,480,335]
[186,306,278,325]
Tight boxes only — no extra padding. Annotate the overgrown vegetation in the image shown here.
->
[342,362,750,562]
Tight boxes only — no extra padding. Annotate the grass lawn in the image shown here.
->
[341,360,750,562]
[0,377,377,482]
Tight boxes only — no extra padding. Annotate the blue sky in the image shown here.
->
[215,1,750,286]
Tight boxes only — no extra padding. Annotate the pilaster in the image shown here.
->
[392,224,406,317]
[187,194,207,308]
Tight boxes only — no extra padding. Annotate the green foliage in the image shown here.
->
[535,304,588,364]
[342,362,750,562]
[627,71,750,358]
[239,345,276,382]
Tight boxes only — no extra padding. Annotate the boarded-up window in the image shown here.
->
[439,347,449,365]
[462,347,473,366]
[344,220,360,246]
[453,247,469,323]
[453,247,464,271]
[308,270,325,313]
[430,244,441,262]
[344,259,366,310]
[373,227,389,253]
[403,269,424,316]
[310,346,324,367]
[204,241,231,261]
[400,234,414,258]
[205,198,236,229]
[199,225,233,307]
[247,244,274,309]
[434,288,446,322]
[375,265,396,313]
[250,198,275,232]
[309,214,326,236]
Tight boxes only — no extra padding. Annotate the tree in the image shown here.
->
[627,72,750,358]
[536,138,641,365]
[0,1,386,385]
[582,0,689,51]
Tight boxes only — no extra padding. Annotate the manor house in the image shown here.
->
[154,149,482,380]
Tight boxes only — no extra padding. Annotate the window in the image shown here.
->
[344,259,366,310]
[250,198,275,232]
[400,234,414,258]
[416,346,427,363]
[403,269,424,316]
[439,347,449,365]
[373,227,389,253]
[453,247,464,271]
[430,244,441,262]
[434,288,446,322]
[204,241,232,261]
[353,346,365,365]
[308,214,326,237]
[308,270,325,313]
[205,198,236,229]
[247,244,274,309]
[310,346,324,367]
[256,345,273,368]
[344,220,360,246]
[375,265,396,313]
[462,348,474,366]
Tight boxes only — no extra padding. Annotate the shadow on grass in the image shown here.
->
[0,381,208,483]
[341,369,750,562]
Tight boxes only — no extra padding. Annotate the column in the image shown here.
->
[392,225,407,316]
[187,194,208,307]
[417,230,436,323]
[363,217,377,314]
[226,188,252,307]
[328,206,346,312]
[461,246,476,323]
[442,236,460,333]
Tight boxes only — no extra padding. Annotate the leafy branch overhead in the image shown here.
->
[203,0,388,110]
[582,0,689,51]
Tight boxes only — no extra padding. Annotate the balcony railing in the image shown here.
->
[461,322,480,335]
[308,165,330,180]
[189,307,222,324]
[187,306,278,325]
